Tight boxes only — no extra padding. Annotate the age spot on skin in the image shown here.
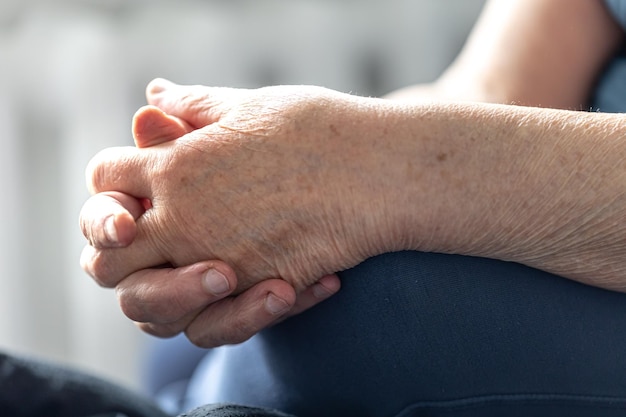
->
[436,150,455,162]
[179,175,190,186]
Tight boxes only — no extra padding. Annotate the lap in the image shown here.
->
[183,251,626,417]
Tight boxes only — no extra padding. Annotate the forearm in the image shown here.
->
[352,99,626,290]
[83,82,626,295]
[385,0,622,109]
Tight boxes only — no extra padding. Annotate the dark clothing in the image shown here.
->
[183,253,626,417]
[0,352,168,417]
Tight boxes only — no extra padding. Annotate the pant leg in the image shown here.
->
[142,334,210,414]
[185,251,626,417]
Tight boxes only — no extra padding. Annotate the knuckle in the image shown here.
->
[85,149,111,194]
[180,90,220,124]
[116,286,148,322]
[83,248,120,288]
[176,92,203,116]
[85,147,138,194]
[89,249,119,288]
[117,273,187,324]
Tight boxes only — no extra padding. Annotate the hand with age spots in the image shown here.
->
[81,79,388,293]
[80,99,340,347]
[81,69,626,350]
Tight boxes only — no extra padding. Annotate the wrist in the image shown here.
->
[373,101,626,290]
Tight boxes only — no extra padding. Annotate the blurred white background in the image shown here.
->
[0,0,485,390]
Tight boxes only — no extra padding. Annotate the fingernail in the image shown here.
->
[202,269,230,295]
[265,293,290,315]
[148,78,173,96]
[312,282,333,299]
[104,216,118,243]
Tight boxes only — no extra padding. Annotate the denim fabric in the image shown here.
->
[183,252,626,417]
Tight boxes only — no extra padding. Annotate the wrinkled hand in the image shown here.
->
[81,79,385,295]
[80,99,340,347]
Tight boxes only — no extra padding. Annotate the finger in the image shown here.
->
[183,279,296,348]
[132,105,193,148]
[142,275,340,340]
[279,274,341,321]
[146,78,237,129]
[79,191,145,248]
[85,146,153,197]
[116,261,236,327]
[80,195,182,288]
[80,237,168,288]
[138,317,192,339]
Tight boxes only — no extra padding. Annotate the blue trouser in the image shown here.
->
[12,251,625,416]
[174,251,626,417]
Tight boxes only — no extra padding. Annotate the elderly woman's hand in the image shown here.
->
[81,80,388,293]
[79,96,341,346]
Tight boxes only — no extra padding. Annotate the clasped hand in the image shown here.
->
[78,79,404,346]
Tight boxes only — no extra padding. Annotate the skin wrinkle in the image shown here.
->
[179,135,289,287]
[88,149,142,195]
[153,136,245,272]
[399,102,626,291]
[542,118,623,247]
[478,110,570,251]
[73,0,626,351]
[133,201,183,266]
[173,90,222,129]
[493,121,566,256]
[84,78,626,304]
[118,277,181,324]
[504,119,623,283]
[273,180,342,287]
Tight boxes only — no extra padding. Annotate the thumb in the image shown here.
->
[132,105,192,148]
[145,78,234,129]
[80,191,145,248]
